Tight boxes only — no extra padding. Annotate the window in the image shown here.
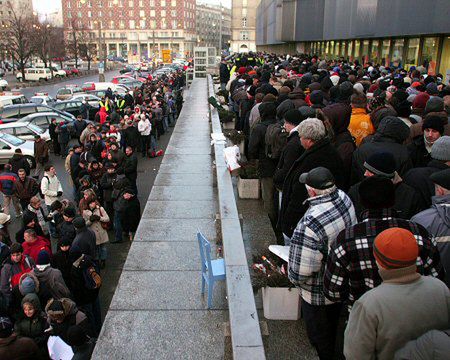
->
[128,0,133,6]
[87,1,92,7]
[150,20,156,28]
[129,20,135,29]
[139,0,143,6]
[172,19,177,28]
[242,0,247,6]
[119,0,123,6]
[110,20,115,28]
[422,37,439,64]
[406,38,419,68]
[140,10,145,17]
[98,10,102,17]
[240,31,249,40]
[98,0,103,7]
[77,1,81,7]
[108,1,112,6]
[161,10,166,16]
[68,1,71,8]
[171,10,176,16]
[242,8,247,17]
[119,20,125,29]
[381,39,390,64]
[150,0,155,5]
[171,0,176,5]
[14,127,34,137]
[161,18,167,29]
[161,0,166,6]
[78,11,82,17]
[129,10,133,16]
[150,10,155,17]
[31,116,49,128]
[139,19,146,28]
[242,17,247,28]
[68,12,72,18]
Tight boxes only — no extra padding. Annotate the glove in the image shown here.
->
[57,191,63,197]
[90,215,101,222]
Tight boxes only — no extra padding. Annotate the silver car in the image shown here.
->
[0,122,50,142]
[0,132,36,168]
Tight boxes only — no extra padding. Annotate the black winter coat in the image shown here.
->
[123,126,141,148]
[407,135,432,168]
[100,172,117,202]
[348,180,425,220]
[273,131,304,191]
[8,154,30,175]
[51,250,72,289]
[70,227,97,260]
[121,153,138,182]
[219,63,230,83]
[115,193,141,232]
[248,118,278,178]
[61,220,77,245]
[403,160,449,207]
[279,138,345,237]
[350,117,412,185]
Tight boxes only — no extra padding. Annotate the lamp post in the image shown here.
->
[93,20,105,81]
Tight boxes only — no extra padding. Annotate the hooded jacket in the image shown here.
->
[0,255,34,300]
[411,194,450,287]
[33,265,71,305]
[14,293,48,346]
[351,116,412,185]
[288,88,308,108]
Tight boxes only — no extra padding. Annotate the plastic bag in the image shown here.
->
[223,145,241,172]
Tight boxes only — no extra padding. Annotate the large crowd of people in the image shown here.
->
[0,69,185,359]
[220,53,450,359]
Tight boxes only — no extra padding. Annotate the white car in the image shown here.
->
[30,93,57,107]
[71,93,101,108]
[0,122,50,143]
[0,78,8,90]
[51,67,67,78]
[0,132,36,168]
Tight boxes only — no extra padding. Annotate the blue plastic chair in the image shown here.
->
[197,231,226,309]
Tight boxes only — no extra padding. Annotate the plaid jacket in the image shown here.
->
[288,189,357,305]
[323,208,444,313]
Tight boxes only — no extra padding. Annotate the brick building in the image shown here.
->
[61,0,197,60]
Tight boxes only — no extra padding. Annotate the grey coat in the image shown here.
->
[411,194,450,287]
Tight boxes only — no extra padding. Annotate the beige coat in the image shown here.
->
[82,207,110,245]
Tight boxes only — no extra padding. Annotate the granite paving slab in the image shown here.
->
[149,185,216,201]
[142,200,216,219]
[154,172,214,186]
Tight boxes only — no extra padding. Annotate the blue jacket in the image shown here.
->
[0,171,18,196]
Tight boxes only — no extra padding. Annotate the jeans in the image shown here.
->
[168,112,176,126]
[34,162,46,180]
[150,135,157,153]
[80,297,102,336]
[301,299,342,360]
[163,115,169,131]
[140,135,150,156]
[97,243,107,260]
[59,142,68,157]
[113,210,123,242]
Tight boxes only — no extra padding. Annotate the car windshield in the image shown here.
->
[0,132,25,146]
[30,97,43,104]
[58,89,71,95]
[28,123,44,134]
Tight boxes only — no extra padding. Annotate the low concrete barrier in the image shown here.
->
[207,75,266,359]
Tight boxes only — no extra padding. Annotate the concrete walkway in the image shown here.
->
[93,79,227,359]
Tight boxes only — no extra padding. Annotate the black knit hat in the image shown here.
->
[10,242,23,254]
[283,109,302,126]
[363,152,396,179]
[430,168,450,190]
[422,115,445,135]
[298,106,316,121]
[359,176,395,209]
[73,217,86,229]
[310,90,324,105]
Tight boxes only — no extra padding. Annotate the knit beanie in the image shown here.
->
[422,115,445,134]
[431,136,450,161]
[353,82,364,95]
[426,82,439,96]
[364,152,396,178]
[425,97,444,114]
[373,228,418,269]
[359,176,395,209]
[19,276,36,295]
[283,109,302,126]
[430,169,450,190]
[310,90,324,105]
[412,92,430,109]
[298,106,317,121]
[73,217,86,229]
[36,250,50,266]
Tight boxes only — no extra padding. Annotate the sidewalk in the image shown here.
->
[92,79,228,359]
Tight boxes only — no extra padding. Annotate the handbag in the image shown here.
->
[99,208,112,230]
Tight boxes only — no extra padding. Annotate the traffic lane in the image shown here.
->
[20,70,120,99]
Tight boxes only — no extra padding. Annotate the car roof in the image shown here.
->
[19,111,68,119]
[3,103,45,109]
[0,122,32,128]
[56,99,82,103]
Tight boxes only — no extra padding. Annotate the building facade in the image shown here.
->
[231,0,260,53]
[196,3,231,54]
[256,0,450,79]
[0,0,34,61]
[61,0,197,60]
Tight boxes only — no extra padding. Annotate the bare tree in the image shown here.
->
[4,1,34,79]
[79,42,97,71]
[66,19,83,68]
[48,28,66,69]
[31,21,53,70]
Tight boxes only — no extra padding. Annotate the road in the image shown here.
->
[19,70,118,99]
[2,72,176,316]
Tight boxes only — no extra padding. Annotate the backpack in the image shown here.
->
[38,176,50,199]
[74,254,102,290]
[264,122,288,159]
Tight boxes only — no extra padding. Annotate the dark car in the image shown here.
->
[53,100,97,120]
[0,103,76,121]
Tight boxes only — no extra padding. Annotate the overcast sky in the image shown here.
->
[32,0,232,13]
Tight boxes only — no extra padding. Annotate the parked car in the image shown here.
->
[55,85,84,100]
[66,68,80,76]
[53,99,97,120]
[0,132,36,168]
[30,93,57,107]
[65,59,84,68]
[71,93,101,108]
[0,122,50,143]
[81,82,95,91]
[0,93,29,108]
[17,111,76,131]
[0,78,8,90]
[0,104,75,121]
[16,68,52,82]
[120,66,134,74]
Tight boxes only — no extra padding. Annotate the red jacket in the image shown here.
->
[22,236,52,263]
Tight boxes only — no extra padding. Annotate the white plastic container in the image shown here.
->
[262,287,301,320]
[237,177,260,199]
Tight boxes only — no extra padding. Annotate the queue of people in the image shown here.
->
[221,53,450,360]
[0,69,185,359]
